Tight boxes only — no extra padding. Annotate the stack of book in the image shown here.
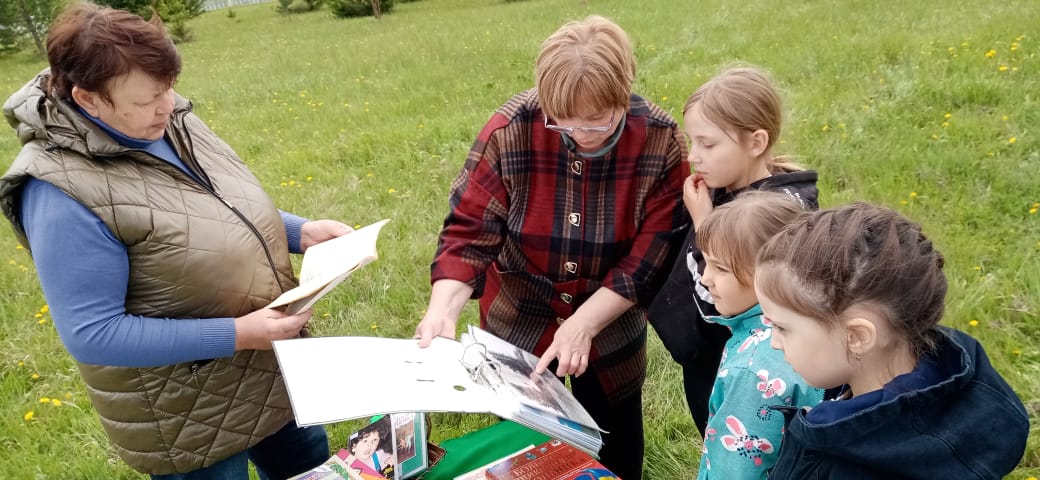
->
[454,439,620,480]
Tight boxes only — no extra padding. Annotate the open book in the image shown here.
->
[272,326,604,457]
[268,219,389,314]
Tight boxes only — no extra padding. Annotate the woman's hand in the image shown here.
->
[234,308,314,351]
[535,318,595,377]
[683,173,713,230]
[300,220,353,251]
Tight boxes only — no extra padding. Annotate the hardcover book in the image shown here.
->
[485,439,620,480]
[273,326,604,457]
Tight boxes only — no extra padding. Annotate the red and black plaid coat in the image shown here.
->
[431,89,690,402]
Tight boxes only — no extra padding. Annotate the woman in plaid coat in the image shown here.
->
[415,15,690,480]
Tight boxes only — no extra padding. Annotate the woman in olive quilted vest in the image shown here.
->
[0,3,352,478]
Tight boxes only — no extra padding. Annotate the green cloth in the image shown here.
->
[423,421,550,480]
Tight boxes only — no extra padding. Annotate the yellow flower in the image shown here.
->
[974,265,981,271]
[306,176,313,182]
[1002,115,1009,121]
[17,361,24,367]
[8,259,15,265]
[1009,137,1017,144]
[41,305,48,313]
[821,124,830,132]
[387,188,397,194]
[34,313,42,318]
[38,319,46,325]
[15,245,23,250]
[279,182,288,187]
[366,172,374,178]
[370,324,378,330]
[900,200,908,206]
[941,122,949,128]
[31,373,39,379]
[1014,349,1023,356]
[51,399,62,407]
[910,192,918,198]
[1030,207,1038,215]
[968,319,979,327]
[1032,202,1039,208]
[985,49,996,58]
[39,397,50,404]
[944,113,952,119]
[661,96,668,101]
[23,411,34,421]
[288,180,296,186]
[999,65,1008,72]
[65,392,73,399]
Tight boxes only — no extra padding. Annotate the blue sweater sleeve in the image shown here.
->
[19,178,237,367]
[280,210,308,254]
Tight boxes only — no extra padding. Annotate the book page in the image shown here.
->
[268,219,390,314]
[272,336,496,426]
[464,326,599,431]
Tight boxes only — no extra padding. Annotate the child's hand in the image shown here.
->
[684,173,713,229]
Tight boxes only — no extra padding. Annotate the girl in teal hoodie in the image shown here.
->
[694,191,824,479]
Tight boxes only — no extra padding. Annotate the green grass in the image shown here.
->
[1,0,1038,477]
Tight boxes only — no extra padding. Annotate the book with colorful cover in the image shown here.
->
[289,413,428,480]
[484,439,620,480]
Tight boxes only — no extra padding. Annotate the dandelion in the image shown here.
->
[51,399,62,407]
[1009,137,1017,144]
[941,122,949,128]
[974,265,981,271]
[985,49,996,58]
[39,397,50,404]
[387,188,397,194]
[1014,349,1023,356]
[821,124,830,132]
[23,411,34,421]
[1010,43,1018,52]
[288,180,296,186]
[1030,207,1038,215]
[65,392,72,400]
[17,361,24,367]
[910,192,918,198]
[41,305,48,313]
[366,172,374,178]
[279,182,288,187]
[900,200,908,206]
[944,113,952,119]
[1002,115,1009,121]
[999,65,1008,72]
[306,176,313,182]
[34,313,42,318]
[31,373,39,379]
[16,245,23,250]
[968,319,979,327]
[370,324,378,330]
[8,259,15,265]
[38,319,46,325]
[354,224,361,229]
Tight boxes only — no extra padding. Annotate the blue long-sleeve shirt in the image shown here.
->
[19,111,307,367]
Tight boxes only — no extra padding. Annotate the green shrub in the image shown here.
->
[328,0,394,18]
[277,0,322,14]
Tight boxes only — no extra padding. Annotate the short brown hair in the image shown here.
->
[46,2,181,103]
[697,190,807,286]
[755,203,947,358]
[535,15,635,120]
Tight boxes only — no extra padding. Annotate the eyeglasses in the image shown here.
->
[543,111,616,134]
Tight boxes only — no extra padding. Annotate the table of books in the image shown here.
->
[422,421,550,479]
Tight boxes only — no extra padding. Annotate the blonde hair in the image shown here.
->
[685,65,802,171]
[697,191,807,286]
[535,15,635,120]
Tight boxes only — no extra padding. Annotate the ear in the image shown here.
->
[844,317,877,358]
[747,128,770,158]
[70,86,101,117]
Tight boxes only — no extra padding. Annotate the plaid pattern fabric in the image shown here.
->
[432,89,690,401]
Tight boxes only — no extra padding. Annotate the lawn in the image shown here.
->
[0,0,1037,478]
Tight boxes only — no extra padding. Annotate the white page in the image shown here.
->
[273,336,498,426]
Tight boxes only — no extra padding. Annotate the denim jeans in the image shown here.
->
[150,421,329,480]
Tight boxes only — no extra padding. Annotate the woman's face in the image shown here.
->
[93,69,175,141]
[548,108,623,153]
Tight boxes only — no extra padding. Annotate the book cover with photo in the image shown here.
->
[273,326,604,457]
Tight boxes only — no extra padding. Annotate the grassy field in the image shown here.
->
[0,0,1038,477]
